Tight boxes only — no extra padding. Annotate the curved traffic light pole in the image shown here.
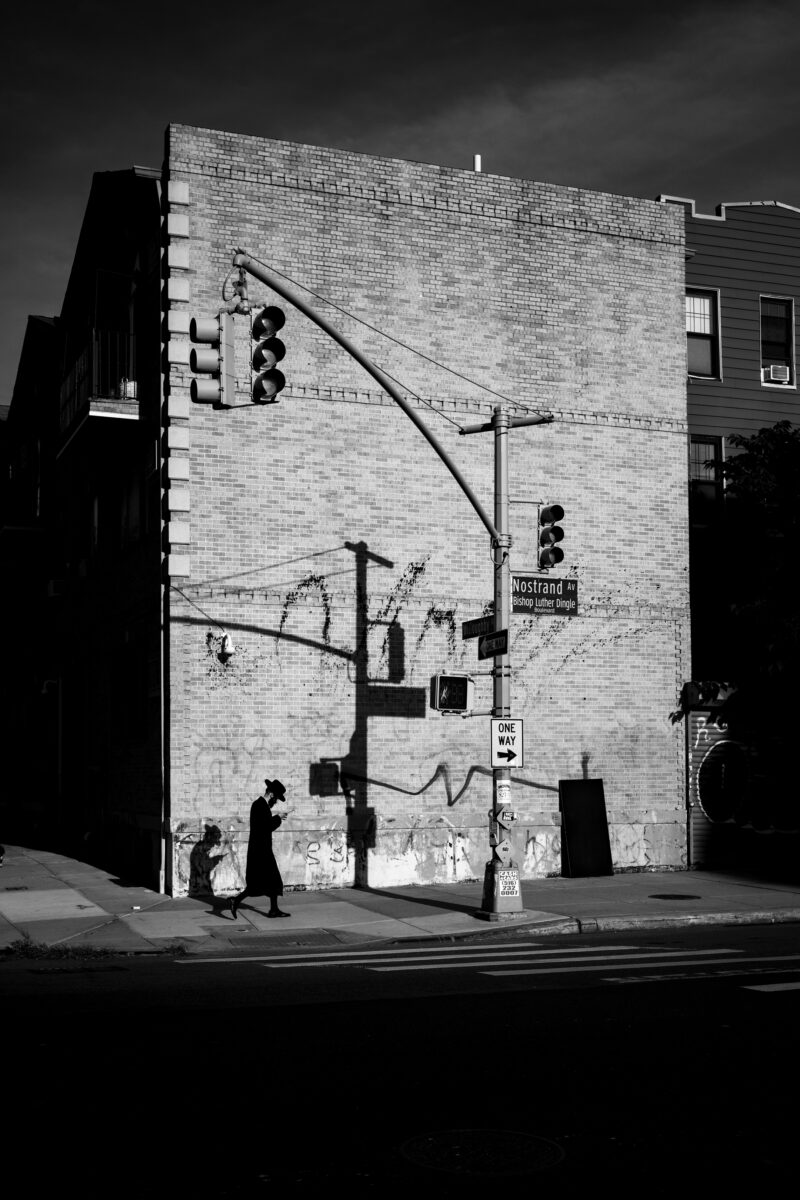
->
[232,251,553,916]
[232,251,499,543]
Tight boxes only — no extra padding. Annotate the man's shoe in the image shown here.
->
[267,910,290,918]
[230,898,238,919]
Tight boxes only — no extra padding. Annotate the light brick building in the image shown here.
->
[4,124,691,894]
[160,124,689,894]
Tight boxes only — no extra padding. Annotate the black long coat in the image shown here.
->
[244,796,283,896]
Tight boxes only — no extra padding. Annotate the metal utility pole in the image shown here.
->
[460,405,552,917]
[231,251,552,916]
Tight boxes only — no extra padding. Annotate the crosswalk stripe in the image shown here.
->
[488,953,800,977]
[369,949,739,972]
[180,942,637,966]
[742,981,800,992]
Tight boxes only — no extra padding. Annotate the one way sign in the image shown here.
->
[490,718,524,768]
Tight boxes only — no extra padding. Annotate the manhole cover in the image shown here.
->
[648,893,702,900]
[399,1129,564,1175]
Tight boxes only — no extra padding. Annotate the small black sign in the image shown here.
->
[512,575,578,616]
[462,615,495,640]
[478,629,508,660]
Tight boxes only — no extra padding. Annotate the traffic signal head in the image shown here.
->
[252,305,286,403]
[430,673,474,713]
[189,312,235,407]
[538,503,565,568]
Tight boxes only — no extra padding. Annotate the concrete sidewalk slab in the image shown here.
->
[11,916,120,946]
[249,899,405,929]
[0,888,106,922]
[119,910,229,940]
[399,908,573,935]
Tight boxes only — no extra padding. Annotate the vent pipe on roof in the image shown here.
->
[473,154,482,172]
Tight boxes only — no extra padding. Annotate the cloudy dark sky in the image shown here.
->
[3,0,800,412]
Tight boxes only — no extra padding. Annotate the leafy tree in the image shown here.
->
[671,422,800,829]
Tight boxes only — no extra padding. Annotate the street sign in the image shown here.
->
[497,810,517,826]
[497,869,520,898]
[491,718,523,767]
[478,629,508,660]
[462,614,495,641]
[512,575,578,616]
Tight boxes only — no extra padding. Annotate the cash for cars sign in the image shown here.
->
[512,574,578,616]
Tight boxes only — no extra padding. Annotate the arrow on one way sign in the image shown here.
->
[495,748,517,762]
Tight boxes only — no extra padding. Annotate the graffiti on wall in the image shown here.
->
[691,712,799,833]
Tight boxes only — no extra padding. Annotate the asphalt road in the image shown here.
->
[3,924,799,1197]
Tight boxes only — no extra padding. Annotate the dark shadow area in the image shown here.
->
[354,884,479,916]
[188,823,226,898]
[692,830,800,884]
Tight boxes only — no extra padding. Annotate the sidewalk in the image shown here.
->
[2,841,800,955]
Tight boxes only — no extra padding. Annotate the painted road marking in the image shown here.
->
[488,953,800,978]
[372,949,741,973]
[178,942,637,966]
[742,980,800,992]
[612,967,800,986]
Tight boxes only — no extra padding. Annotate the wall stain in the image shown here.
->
[278,574,333,652]
[416,605,458,657]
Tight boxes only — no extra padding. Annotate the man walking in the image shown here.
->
[230,778,290,919]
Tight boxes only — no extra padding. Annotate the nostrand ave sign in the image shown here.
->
[512,574,578,616]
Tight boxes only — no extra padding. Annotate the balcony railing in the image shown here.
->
[59,330,137,434]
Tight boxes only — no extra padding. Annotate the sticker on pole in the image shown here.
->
[491,718,523,768]
[497,869,520,898]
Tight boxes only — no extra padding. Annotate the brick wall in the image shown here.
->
[162,123,690,896]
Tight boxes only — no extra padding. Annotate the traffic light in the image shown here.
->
[251,305,286,403]
[538,504,565,568]
[189,312,235,407]
[430,673,474,713]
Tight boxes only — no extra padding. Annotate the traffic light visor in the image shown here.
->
[253,306,286,339]
[253,337,286,371]
[253,369,286,403]
[190,317,220,344]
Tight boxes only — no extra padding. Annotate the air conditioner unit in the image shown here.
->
[768,364,791,383]
[117,378,138,399]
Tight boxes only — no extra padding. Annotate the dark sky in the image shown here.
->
[4,0,800,412]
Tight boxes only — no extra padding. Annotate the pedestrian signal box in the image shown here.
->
[430,674,474,713]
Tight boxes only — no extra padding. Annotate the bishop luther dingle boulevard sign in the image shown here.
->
[512,574,578,616]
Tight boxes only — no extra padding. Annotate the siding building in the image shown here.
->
[658,195,800,870]
[3,125,691,894]
[659,195,800,676]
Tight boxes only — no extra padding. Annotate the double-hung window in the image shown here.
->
[760,296,794,385]
[686,290,720,378]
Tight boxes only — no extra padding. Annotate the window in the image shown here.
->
[689,437,720,485]
[760,296,794,385]
[686,290,720,378]
[689,436,723,529]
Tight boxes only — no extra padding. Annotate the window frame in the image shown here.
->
[689,435,725,528]
[686,288,722,380]
[759,294,795,387]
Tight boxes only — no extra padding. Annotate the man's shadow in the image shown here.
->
[189,824,228,912]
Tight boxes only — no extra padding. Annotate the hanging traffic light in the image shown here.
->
[538,504,565,568]
[189,312,235,407]
[430,673,474,713]
[251,305,286,403]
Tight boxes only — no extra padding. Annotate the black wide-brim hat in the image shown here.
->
[264,778,286,798]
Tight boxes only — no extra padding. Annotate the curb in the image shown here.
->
[576,909,800,934]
